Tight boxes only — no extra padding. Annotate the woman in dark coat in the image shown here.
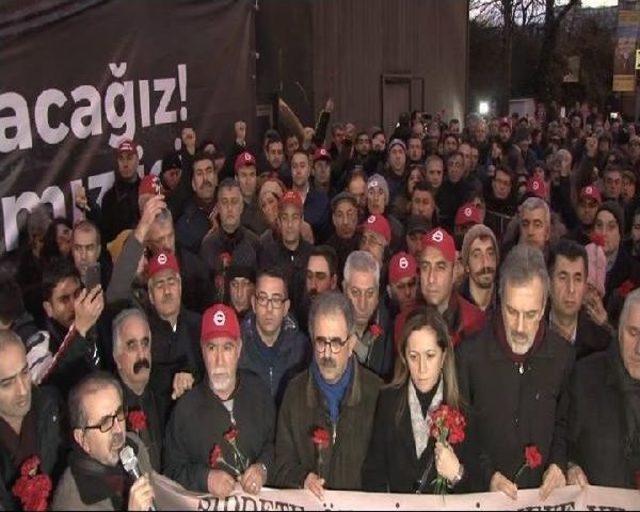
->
[361,307,467,493]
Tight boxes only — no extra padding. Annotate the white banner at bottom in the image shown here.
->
[151,473,639,511]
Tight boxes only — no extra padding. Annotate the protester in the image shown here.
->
[457,245,573,498]
[52,372,155,510]
[274,292,381,497]
[164,304,274,497]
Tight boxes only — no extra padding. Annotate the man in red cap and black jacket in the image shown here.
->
[410,227,485,347]
[164,304,275,498]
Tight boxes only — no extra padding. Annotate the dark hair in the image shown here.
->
[266,138,284,152]
[68,371,123,429]
[446,151,464,164]
[73,219,101,247]
[371,129,385,140]
[291,149,310,161]
[192,151,214,169]
[216,177,241,201]
[0,277,25,325]
[41,258,80,303]
[256,267,288,298]
[42,218,72,260]
[411,180,436,198]
[309,245,338,277]
[548,239,588,276]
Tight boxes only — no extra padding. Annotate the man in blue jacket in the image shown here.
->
[239,268,310,406]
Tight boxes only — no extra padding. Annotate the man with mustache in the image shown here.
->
[239,268,309,406]
[460,225,499,314]
[456,245,574,499]
[547,240,611,360]
[113,308,165,470]
[0,331,65,510]
[52,372,154,510]
[164,304,275,497]
[175,152,219,254]
[274,292,381,498]
[145,251,203,411]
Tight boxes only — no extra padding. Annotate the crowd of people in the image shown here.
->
[0,100,639,510]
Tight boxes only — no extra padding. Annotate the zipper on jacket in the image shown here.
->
[269,367,274,395]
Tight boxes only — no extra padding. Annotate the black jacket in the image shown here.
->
[147,307,203,407]
[361,384,468,494]
[121,382,166,472]
[100,177,140,243]
[0,387,66,511]
[163,373,275,492]
[568,348,640,488]
[456,318,574,491]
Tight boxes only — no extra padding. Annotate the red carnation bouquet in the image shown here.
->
[427,404,466,494]
[127,409,147,434]
[12,456,52,512]
[513,444,542,483]
[311,427,331,475]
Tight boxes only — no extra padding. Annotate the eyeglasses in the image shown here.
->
[314,336,349,354]
[83,405,126,433]
[255,293,287,309]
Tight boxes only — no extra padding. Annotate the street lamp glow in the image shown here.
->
[478,101,489,115]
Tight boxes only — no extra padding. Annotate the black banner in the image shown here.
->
[0,0,255,253]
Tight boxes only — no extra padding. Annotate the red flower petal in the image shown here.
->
[312,427,331,449]
[127,410,148,433]
[524,445,542,469]
[223,426,239,442]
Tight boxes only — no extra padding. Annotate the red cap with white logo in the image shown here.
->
[421,228,456,263]
[388,252,417,284]
[234,151,257,173]
[201,303,241,343]
[455,203,482,227]
[147,251,180,279]
[362,214,391,244]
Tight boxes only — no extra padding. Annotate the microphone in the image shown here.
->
[119,446,156,511]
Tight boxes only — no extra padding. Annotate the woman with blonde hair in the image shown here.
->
[362,306,467,493]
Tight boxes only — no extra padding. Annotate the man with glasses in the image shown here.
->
[52,372,155,510]
[164,304,274,498]
[274,292,381,498]
[343,251,394,381]
[0,331,65,510]
[112,309,165,471]
[239,268,309,405]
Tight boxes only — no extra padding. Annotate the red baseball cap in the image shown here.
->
[117,139,136,154]
[147,251,180,279]
[579,185,602,204]
[279,190,304,211]
[234,151,256,173]
[421,228,456,263]
[139,174,161,196]
[201,304,241,343]
[389,252,417,285]
[362,214,391,245]
[526,176,547,199]
[313,147,332,163]
[455,203,482,227]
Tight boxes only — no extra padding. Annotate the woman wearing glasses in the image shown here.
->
[361,307,467,493]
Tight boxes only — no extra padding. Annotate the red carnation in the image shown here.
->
[369,323,383,338]
[223,426,239,443]
[635,470,640,490]
[427,404,467,494]
[12,456,52,512]
[514,444,543,483]
[590,233,605,247]
[524,445,542,469]
[127,410,147,434]
[220,252,232,269]
[618,280,636,298]
[209,444,222,468]
[312,427,331,449]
